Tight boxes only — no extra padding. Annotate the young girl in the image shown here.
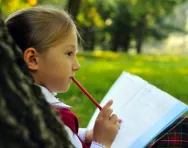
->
[5,7,120,148]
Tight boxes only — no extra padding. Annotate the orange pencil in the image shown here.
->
[71,77,102,110]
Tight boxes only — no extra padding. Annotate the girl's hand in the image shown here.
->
[93,100,120,148]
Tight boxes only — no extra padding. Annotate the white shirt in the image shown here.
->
[39,86,105,148]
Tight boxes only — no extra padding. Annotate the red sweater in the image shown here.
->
[54,107,90,148]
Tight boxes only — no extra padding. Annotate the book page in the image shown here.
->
[87,72,188,148]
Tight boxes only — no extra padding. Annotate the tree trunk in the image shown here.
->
[111,33,119,52]
[122,30,131,53]
[0,17,73,148]
[67,0,81,20]
[136,36,142,54]
[82,26,95,51]
[111,30,131,52]
[135,15,146,54]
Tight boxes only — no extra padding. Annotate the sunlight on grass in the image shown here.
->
[143,56,154,61]
[157,56,179,62]
[128,68,153,74]
[128,68,143,74]
[134,61,144,66]
[178,68,188,74]
[81,50,120,59]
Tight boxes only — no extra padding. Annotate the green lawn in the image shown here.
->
[57,51,188,127]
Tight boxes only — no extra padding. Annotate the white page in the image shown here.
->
[87,72,188,148]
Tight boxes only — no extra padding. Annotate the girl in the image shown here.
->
[5,7,120,148]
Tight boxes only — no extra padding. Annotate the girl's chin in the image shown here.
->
[57,84,71,93]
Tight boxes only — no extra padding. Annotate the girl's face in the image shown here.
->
[35,29,80,92]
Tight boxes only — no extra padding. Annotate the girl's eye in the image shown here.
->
[67,52,73,56]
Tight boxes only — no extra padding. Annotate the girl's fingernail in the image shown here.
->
[109,99,113,103]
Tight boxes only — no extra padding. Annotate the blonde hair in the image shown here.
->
[5,6,78,52]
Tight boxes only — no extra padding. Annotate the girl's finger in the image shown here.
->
[116,121,121,130]
[102,100,113,110]
[97,100,113,118]
[109,114,118,123]
[103,108,113,119]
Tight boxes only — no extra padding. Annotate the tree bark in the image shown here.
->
[67,0,81,20]
[135,15,146,54]
[110,5,132,53]
[111,30,131,52]
[82,26,95,51]
[0,17,73,148]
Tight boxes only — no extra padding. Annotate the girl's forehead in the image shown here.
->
[50,29,77,47]
[49,38,78,53]
[61,30,78,46]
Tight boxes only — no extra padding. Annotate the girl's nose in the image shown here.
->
[73,59,80,71]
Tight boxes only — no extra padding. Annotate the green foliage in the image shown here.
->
[38,0,67,8]
[0,0,31,17]
[1,0,187,53]
[77,0,104,28]
[57,52,188,127]
[0,0,67,17]
[91,0,187,52]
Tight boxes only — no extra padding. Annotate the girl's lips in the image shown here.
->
[70,76,75,79]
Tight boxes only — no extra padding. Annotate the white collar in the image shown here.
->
[39,85,71,108]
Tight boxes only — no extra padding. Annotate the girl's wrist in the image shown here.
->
[85,130,89,145]
[85,130,92,145]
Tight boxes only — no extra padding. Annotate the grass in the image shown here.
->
[57,51,188,127]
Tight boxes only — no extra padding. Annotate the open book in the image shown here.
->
[87,71,188,148]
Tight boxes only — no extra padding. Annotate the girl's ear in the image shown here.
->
[24,47,39,71]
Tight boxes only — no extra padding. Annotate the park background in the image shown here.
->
[1,0,188,127]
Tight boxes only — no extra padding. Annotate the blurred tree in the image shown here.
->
[130,0,187,54]
[1,0,187,53]
[0,0,67,17]
[67,0,81,20]
[37,0,66,8]
[0,0,31,18]
[28,0,38,6]
[107,1,132,52]
[76,0,104,51]
[95,0,187,53]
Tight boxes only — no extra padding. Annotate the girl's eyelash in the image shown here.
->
[66,52,73,56]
